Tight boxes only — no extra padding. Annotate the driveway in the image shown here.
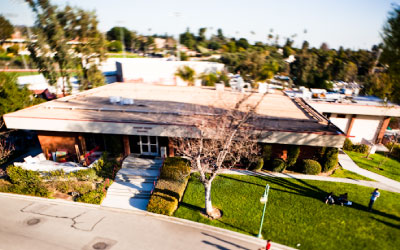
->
[0,194,293,250]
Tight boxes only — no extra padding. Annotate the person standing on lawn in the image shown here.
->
[368,188,380,211]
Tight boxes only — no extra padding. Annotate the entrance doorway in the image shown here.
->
[138,136,158,156]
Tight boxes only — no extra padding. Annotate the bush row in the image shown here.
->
[147,157,190,216]
[258,145,338,175]
[343,138,369,153]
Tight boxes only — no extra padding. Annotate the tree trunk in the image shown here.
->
[204,182,213,215]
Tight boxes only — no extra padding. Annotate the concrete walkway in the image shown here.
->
[338,150,400,192]
[101,156,163,211]
[220,169,400,193]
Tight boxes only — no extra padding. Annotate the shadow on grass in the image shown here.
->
[221,174,400,223]
[214,219,251,236]
[371,217,400,229]
[202,232,251,250]
[179,201,203,212]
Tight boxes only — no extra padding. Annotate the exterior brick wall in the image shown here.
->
[37,131,80,160]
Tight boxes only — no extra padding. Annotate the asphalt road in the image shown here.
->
[0,194,269,250]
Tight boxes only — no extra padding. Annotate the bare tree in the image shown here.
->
[173,94,264,218]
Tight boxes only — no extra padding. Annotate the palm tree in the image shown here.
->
[175,66,196,86]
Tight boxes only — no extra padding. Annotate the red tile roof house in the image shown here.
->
[4,82,345,164]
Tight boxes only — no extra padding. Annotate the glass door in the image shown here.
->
[139,136,158,156]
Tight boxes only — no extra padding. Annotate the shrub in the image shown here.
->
[147,179,187,216]
[270,158,286,172]
[75,187,104,204]
[352,144,369,154]
[93,153,120,179]
[343,138,353,151]
[253,158,264,171]
[147,157,191,215]
[6,165,50,197]
[301,159,322,175]
[262,145,272,162]
[287,146,300,167]
[343,138,369,154]
[321,147,339,172]
[53,181,72,193]
[72,182,93,195]
[389,143,400,160]
[70,168,99,182]
[160,157,190,182]
[0,179,11,192]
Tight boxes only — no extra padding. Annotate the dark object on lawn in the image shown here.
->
[325,192,352,206]
[325,192,336,204]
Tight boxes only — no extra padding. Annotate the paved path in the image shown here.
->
[102,156,163,211]
[0,193,295,250]
[220,169,400,193]
[338,151,400,192]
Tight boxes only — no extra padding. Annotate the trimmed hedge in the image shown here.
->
[262,145,273,162]
[270,158,286,172]
[321,147,339,172]
[253,158,264,171]
[147,157,190,215]
[287,146,300,167]
[159,157,190,182]
[301,159,322,175]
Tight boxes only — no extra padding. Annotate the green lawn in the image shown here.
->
[106,52,143,58]
[3,71,40,77]
[174,174,400,250]
[330,167,374,181]
[346,151,400,182]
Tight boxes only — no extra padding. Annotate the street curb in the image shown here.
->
[0,191,296,250]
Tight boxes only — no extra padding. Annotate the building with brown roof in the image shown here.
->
[4,82,345,161]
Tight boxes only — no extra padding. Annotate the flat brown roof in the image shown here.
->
[5,82,343,135]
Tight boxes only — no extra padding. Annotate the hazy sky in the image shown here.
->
[1,0,400,50]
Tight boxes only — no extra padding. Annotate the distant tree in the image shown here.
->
[0,73,33,117]
[179,28,196,50]
[197,27,207,42]
[320,42,329,51]
[26,0,74,95]
[236,38,250,50]
[26,0,106,93]
[107,40,123,52]
[0,15,13,41]
[106,26,133,49]
[217,28,225,41]
[58,6,106,89]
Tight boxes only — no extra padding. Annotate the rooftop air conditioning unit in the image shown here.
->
[109,96,121,104]
[121,98,134,105]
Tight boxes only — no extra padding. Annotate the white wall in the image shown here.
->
[115,58,225,85]
[349,115,383,143]
[330,114,350,133]
[328,114,384,143]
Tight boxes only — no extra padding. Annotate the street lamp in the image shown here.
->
[257,184,270,239]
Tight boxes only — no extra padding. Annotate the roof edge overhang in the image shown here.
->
[4,116,345,148]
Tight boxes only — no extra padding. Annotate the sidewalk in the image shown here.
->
[338,151,400,192]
